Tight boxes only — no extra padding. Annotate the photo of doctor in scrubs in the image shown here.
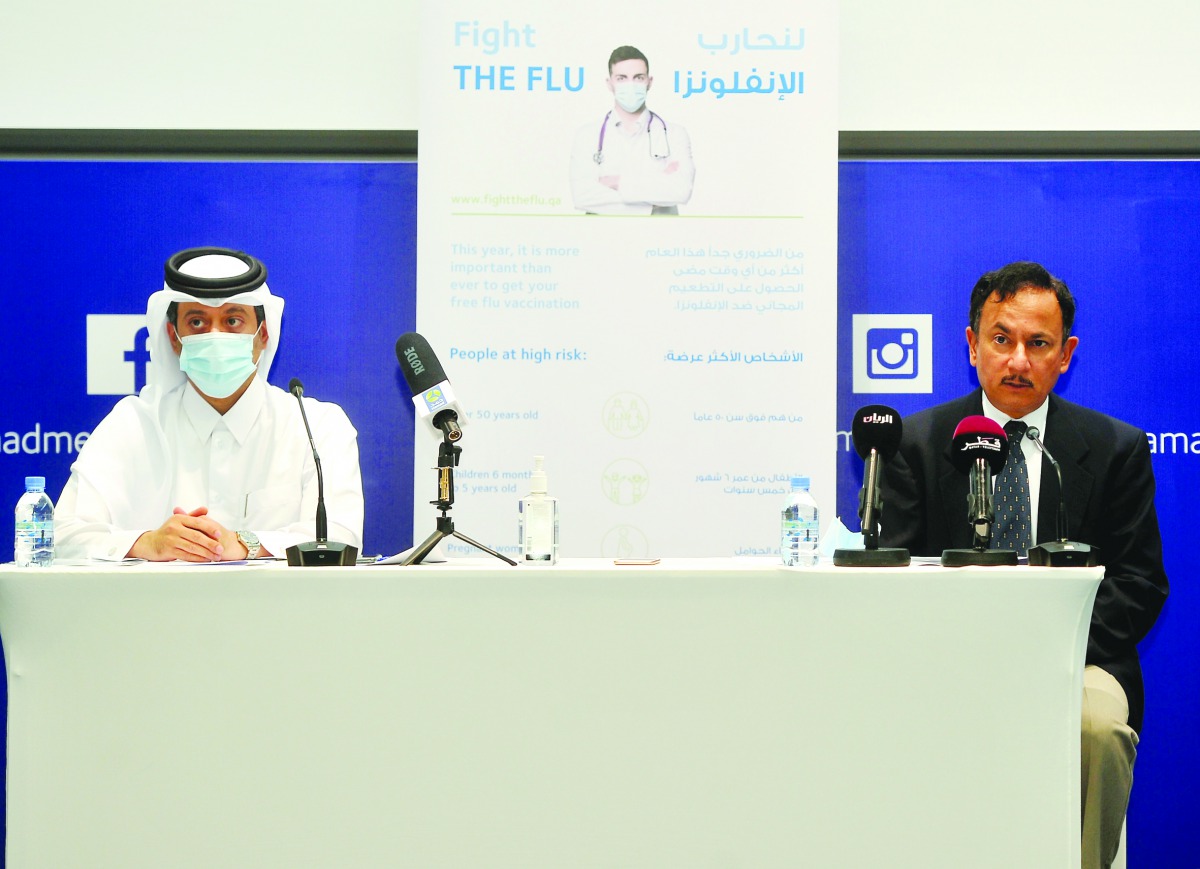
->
[569,45,696,215]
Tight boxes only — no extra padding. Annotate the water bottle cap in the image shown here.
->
[790,476,810,489]
[25,476,45,491]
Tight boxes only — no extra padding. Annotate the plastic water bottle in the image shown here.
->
[15,476,55,568]
[780,475,820,567]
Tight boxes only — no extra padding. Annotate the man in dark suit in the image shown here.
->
[879,261,1168,869]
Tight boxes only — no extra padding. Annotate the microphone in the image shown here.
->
[950,415,1009,543]
[396,333,465,442]
[1024,426,1099,567]
[396,334,517,567]
[941,415,1018,567]
[834,405,909,567]
[284,378,359,567]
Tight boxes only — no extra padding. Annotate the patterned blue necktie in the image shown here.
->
[993,420,1032,556]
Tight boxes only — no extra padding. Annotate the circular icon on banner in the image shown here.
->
[601,525,650,559]
[601,459,649,506]
[602,393,650,438]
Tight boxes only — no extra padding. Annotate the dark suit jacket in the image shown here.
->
[879,390,1169,731]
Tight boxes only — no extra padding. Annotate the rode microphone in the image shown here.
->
[942,415,1018,567]
[1024,426,1099,567]
[834,405,910,567]
[284,378,359,566]
[396,333,465,442]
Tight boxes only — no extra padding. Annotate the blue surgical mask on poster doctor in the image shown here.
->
[178,332,259,398]
[609,57,650,113]
[613,81,648,113]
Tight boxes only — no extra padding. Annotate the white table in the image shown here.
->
[0,558,1102,868]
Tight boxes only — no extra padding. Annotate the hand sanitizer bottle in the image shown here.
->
[518,456,559,564]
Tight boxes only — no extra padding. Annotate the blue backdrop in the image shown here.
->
[1,159,1196,865]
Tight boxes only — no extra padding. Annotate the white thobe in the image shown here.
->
[56,376,364,559]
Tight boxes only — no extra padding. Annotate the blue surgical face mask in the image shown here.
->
[178,331,259,399]
[613,81,648,113]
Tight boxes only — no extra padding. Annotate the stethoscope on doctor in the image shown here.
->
[593,110,671,164]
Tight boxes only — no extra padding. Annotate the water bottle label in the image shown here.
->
[15,520,54,566]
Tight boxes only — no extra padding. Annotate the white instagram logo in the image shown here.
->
[853,314,933,394]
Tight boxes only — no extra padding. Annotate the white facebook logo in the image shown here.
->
[87,315,153,395]
[853,314,933,394]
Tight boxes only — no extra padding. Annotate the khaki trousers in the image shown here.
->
[1082,665,1138,869]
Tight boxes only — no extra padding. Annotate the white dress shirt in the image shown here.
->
[981,393,1049,542]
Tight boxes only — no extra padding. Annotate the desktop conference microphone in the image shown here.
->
[834,405,910,567]
[1024,426,1099,567]
[942,415,1017,567]
[396,333,466,442]
[284,378,359,566]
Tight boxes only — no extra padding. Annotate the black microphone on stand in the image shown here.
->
[1024,426,1099,567]
[834,405,910,566]
[941,415,1018,567]
[284,378,359,566]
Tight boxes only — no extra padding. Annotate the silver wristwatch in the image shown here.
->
[236,530,261,560]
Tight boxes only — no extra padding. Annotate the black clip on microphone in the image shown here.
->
[1024,426,1099,567]
[285,378,359,566]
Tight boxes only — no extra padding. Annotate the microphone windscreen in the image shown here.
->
[950,415,1009,474]
[288,377,304,396]
[850,405,903,460]
[395,332,449,394]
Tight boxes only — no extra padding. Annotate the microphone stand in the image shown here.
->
[404,434,517,566]
[286,381,358,567]
[942,457,1018,567]
[1025,428,1099,567]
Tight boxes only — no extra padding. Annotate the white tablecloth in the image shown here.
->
[0,558,1102,868]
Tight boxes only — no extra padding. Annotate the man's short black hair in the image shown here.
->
[166,301,266,328]
[969,261,1076,339]
[608,45,649,75]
